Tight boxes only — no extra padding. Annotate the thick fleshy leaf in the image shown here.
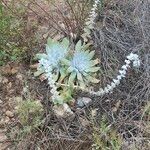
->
[89,59,100,67]
[85,76,100,83]
[61,38,69,49]
[52,71,59,81]
[78,80,86,89]
[34,70,44,77]
[67,66,74,73]
[82,43,92,50]
[47,37,53,46]
[53,97,64,105]
[68,72,76,84]
[61,58,70,66]
[83,27,91,34]
[87,50,95,59]
[84,50,91,57]
[75,40,82,51]
[60,88,73,102]
[59,68,67,82]
[85,67,100,73]
[35,53,48,60]
[77,72,83,82]
[82,71,89,77]
[81,33,88,42]
[46,44,51,54]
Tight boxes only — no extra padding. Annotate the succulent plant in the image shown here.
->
[35,38,101,104]
[35,37,70,81]
[45,37,69,67]
[62,40,100,87]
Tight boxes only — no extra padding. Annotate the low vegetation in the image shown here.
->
[0,0,149,149]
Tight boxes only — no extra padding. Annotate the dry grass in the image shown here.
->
[91,0,150,149]
[3,0,150,149]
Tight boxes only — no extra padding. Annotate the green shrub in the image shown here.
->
[92,116,122,150]
[0,2,35,66]
[16,100,44,128]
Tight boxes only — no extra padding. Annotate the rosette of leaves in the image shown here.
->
[62,40,100,88]
[35,37,70,81]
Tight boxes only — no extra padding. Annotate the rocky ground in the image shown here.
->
[0,63,25,149]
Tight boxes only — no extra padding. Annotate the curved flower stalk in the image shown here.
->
[82,0,100,41]
[80,53,141,96]
[39,58,63,104]
[86,0,100,28]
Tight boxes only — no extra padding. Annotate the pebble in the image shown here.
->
[11,67,19,75]
[53,103,74,119]
[7,82,12,90]
[2,78,8,84]
[77,97,92,108]
[15,96,23,103]
[79,117,90,127]
[0,119,5,128]
[0,76,2,83]
[16,73,23,81]
[4,117,10,124]
[0,131,7,141]
[5,111,14,118]
[0,100,3,104]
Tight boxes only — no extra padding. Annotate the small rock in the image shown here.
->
[7,82,12,90]
[0,100,3,104]
[2,108,6,112]
[11,67,19,75]
[112,100,121,112]
[8,97,16,108]
[76,108,85,115]
[91,108,99,117]
[0,131,7,142]
[0,76,2,83]
[77,97,92,108]
[39,74,47,81]
[5,111,14,118]
[53,103,74,119]
[8,89,15,95]
[68,99,76,107]
[15,96,23,103]
[4,117,10,124]
[79,117,91,127]
[0,119,5,128]
[43,32,49,39]
[2,77,8,84]
[16,73,23,81]
[0,64,11,75]
[1,64,19,75]
[11,118,15,122]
